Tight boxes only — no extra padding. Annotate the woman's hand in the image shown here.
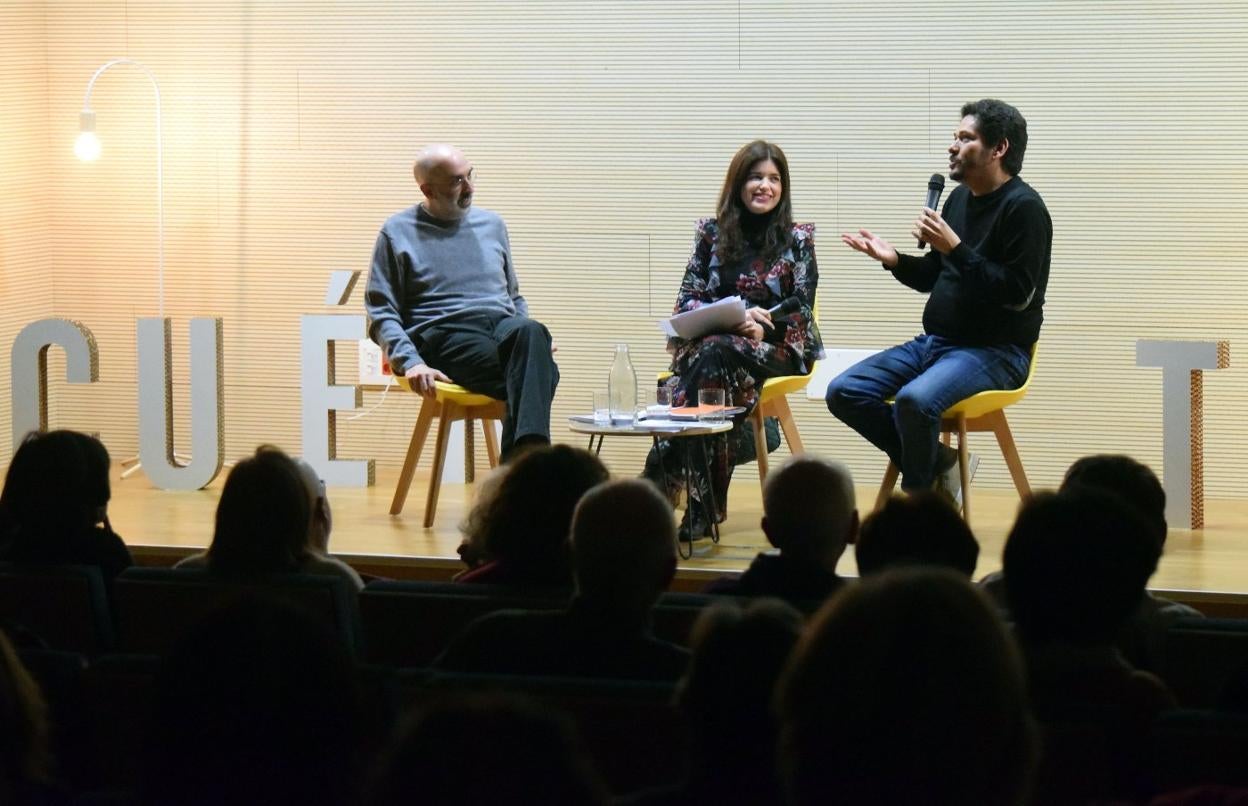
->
[735,306,774,341]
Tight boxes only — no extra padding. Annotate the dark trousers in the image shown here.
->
[416,311,559,460]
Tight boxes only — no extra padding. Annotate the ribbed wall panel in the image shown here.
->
[2,0,1245,498]
[1,2,54,459]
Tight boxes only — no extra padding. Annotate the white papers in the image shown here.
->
[659,296,747,339]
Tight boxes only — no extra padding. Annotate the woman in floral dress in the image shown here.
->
[648,140,823,541]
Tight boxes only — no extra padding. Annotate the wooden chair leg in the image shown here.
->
[771,396,805,454]
[423,403,459,528]
[989,410,1031,498]
[481,417,500,468]
[956,414,971,525]
[876,462,900,512]
[752,409,770,488]
[464,418,476,483]
[390,400,437,515]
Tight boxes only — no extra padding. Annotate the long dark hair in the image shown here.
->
[715,140,794,264]
[0,430,112,549]
[208,446,312,578]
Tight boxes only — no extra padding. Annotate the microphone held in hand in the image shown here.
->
[917,173,946,249]
[767,297,802,318]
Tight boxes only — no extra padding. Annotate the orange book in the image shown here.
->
[667,404,743,421]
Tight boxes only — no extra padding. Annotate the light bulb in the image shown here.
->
[74,130,101,161]
[74,109,100,161]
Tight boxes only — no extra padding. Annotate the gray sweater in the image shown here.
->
[365,204,528,374]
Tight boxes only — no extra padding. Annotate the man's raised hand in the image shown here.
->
[841,229,899,269]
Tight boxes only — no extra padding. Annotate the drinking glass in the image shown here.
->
[593,391,611,425]
[698,388,726,422]
[638,385,673,421]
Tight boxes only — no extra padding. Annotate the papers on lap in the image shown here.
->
[659,296,747,339]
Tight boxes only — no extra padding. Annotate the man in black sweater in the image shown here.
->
[827,99,1051,498]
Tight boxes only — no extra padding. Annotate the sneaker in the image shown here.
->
[935,452,980,510]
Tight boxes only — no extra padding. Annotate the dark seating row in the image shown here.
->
[0,563,114,654]
[7,564,1248,711]
[19,646,685,797]
[23,641,1248,800]
[0,563,359,656]
[359,579,716,667]
[1158,617,1248,709]
[0,565,719,666]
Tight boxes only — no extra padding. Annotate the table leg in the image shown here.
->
[650,435,670,498]
[678,438,696,559]
[696,435,721,544]
[643,434,688,558]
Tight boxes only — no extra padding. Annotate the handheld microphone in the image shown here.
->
[917,173,946,249]
[767,297,802,318]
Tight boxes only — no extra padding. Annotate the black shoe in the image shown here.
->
[678,507,714,543]
[501,435,549,464]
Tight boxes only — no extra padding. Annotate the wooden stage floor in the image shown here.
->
[109,466,1248,609]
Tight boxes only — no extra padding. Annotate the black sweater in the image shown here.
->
[890,175,1051,348]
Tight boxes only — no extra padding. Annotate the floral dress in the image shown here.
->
[649,217,823,523]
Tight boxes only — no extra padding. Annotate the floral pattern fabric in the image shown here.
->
[650,218,824,520]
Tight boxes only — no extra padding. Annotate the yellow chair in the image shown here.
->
[390,379,505,527]
[875,344,1038,525]
[747,367,817,486]
[751,297,822,487]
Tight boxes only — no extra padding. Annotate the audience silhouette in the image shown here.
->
[365,693,607,806]
[1062,454,1203,667]
[0,628,58,804]
[0,430,132,581]
[981,454,1203,670]
[436,479,688,681]
[142,596,364,806]
[628,598,803,806]
[455,444,608,589]
[705,456,855,609]
[292,457,365,591]
[176,446,362,589]
[9,436,1248,804]
[1003,487,1176,802]
[776,567,1037,806]
[856,490,979,577]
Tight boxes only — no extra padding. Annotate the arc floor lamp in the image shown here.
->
[75,58,187,477]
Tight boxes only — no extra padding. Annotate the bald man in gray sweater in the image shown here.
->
[365,145,558,460]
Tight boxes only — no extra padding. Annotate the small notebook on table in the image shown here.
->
[666,404,746,421]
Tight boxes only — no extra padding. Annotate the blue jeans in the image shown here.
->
[825,335,1031,491]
